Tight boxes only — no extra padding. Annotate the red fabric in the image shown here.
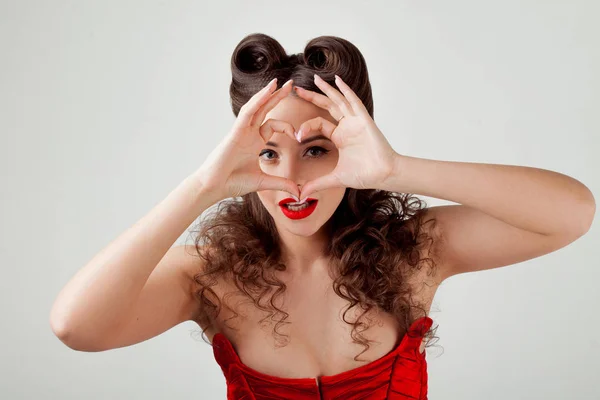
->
[212,316,433,399]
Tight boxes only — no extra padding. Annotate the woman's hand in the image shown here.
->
[293,74,398,200]
[195,78,301,200]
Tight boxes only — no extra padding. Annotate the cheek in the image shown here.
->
[259,191,291,219]
[323,152,339,171]
[319,187,345,211]
[256,192,273,210]
[259,163,285,179]
[303,153,339,179]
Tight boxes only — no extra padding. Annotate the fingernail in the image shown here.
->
[314,74,320,81]
[300,197,308,203]
[291,195,300,202]
[295,129,302,142]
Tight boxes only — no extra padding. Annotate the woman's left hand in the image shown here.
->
[294,74,398,200]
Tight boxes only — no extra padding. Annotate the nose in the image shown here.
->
[280,156,301,182]
[279,160,307,193]
[266,149,310,193]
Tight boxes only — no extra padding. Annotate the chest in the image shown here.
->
[203,268,438,379]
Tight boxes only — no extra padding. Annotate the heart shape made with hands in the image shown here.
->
[291,74,399,201]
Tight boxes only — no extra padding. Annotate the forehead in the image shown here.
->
[264,95,335,127]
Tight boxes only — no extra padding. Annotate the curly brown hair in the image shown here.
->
[189,33,441,362]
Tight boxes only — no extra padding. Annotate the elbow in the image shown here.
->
[49,310,107,352]
[579,184,596,234]
[578,197,596,235]
[49,304,71,343]
[50,316,82,351]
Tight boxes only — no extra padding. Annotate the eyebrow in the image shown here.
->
[265,134,332,147]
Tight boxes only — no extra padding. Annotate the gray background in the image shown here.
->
[2,0,598,399]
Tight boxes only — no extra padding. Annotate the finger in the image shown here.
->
[257,173,300,198]
[296,116,337,142]
[259,118,297,143]
[300,173,343,199]
[250,79,294,127]
[236,78,279,126]
[294,86,337,113]
[313,74,353,117]
[334,75,370,116]
[295,86,345,123]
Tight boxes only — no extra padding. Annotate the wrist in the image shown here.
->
[183,171,225,210]
[380,152,405,192]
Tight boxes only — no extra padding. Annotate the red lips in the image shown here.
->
[278,197,318,206]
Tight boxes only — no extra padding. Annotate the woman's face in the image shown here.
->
[256,94,345,237]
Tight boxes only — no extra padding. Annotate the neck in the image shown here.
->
[277,223,332,276]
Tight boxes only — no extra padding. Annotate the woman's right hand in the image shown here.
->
[195,78,300,201]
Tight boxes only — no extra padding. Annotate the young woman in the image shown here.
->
[50,33,595,399]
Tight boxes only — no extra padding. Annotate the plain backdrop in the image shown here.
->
[1,0,598,399]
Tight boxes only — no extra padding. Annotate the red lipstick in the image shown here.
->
[278,198,318,220]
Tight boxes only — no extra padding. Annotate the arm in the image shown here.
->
[382,154,596,280]
[49,173,221,351]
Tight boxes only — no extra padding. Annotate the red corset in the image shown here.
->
[212,316,433,399]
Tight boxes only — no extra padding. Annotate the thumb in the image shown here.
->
[257,173,300,198]
[300,173,342,199]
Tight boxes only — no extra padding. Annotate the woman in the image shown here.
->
[50,33,595,399]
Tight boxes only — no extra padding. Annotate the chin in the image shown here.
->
[271,212,320,234]
[282,223,322,237]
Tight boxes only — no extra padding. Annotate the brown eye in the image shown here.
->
[259,147,329,162]
[306,147,329,158]
[259,149,277,161]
